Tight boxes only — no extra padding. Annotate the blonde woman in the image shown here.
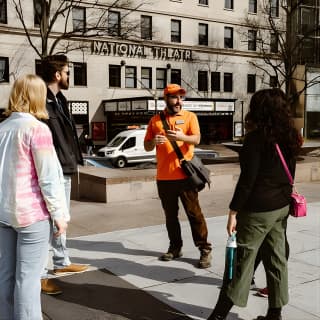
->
[0,74,68,320]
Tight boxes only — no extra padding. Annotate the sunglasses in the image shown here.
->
[167,95,185,100]
[60,70,70,76]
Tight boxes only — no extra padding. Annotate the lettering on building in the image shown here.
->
[91,41,192,61]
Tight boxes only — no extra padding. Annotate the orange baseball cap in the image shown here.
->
[163,84,186,96]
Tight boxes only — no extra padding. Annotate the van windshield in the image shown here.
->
[106,136,127,147]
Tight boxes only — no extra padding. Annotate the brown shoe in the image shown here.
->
[198,249,212,268]
[41,279,62,295]
[53,263,89,275]
[159,248,183,261]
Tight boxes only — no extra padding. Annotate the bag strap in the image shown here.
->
[275,143,294,186]
[159,111,185,161]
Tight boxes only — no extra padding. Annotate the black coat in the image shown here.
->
[45,89,83,175]
[229,130,295,213]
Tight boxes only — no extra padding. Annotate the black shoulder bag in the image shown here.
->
[159,112,211,192]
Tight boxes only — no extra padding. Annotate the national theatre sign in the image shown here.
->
[91,40,193,61]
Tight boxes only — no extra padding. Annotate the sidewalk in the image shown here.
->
[42,182,320,320]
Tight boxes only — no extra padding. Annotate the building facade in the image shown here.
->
[0,0,291,144]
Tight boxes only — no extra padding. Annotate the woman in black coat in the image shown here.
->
[207,88,302,320]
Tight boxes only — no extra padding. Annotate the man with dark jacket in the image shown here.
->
[40,55,88,295]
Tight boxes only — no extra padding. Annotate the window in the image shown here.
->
[211,72,220,91]
[247,74,256,93]
[108,11,120,36]
[141,67,152,89]
[270,76,278,88]
[199,23,208,46]
[109,65,121,87]
[122,137,136,150]
[72,7,86,32]
[248,30,257,51]
[74,62,87,86]
[224,27,233,49]
[125,66,136,88]
[270,0,279,18]
[299,6,316,35]
[34,0,41,26]
[0,0,7,24]
[171,69,181,85]
[141,15,152,40]
[224,73,233,92]
[35,59,41,76]
[249,0,257,13]
[0,57,9,82]
[156,68,167,89]
[171,20,181,43]
[225,0,234,9]
[199,0,208,5]
[270,33,278,53]
[198,71,208,91]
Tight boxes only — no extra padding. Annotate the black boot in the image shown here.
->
[207,291,233,320]
[255,307,282,320]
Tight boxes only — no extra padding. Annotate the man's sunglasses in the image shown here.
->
[167,95,185,100]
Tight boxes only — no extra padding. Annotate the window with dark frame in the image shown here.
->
[270,75,278,88]
[224,73,233,92]
[0,0,7,24]
[125,66,137,88]
[109,65,121,87]
[72,7,86,32]
[225,0,234,9]
[141,67,152,89]
[270,0,279,18]
[156,68,167,89]
[270,33,278,53]
[247,74,256,93]
[248,30,257,51]
[198,71,208,92]
[199,23,208,46]
[199,0,208,5]
[141,15,152,40]
[34,0,41,26]
[211,72,220,92]
[35,59,41,76]
[108,11,120,36]
[249,0,257,13]
[171,19,181,43]
[0,56,9,82]
[74,62,87,86]
[224,27,233,49]
[171,69,181,85]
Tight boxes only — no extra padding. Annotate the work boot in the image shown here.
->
[198,249,212,268]
[54,263,89,275]
[41,279,62,295]
[159,247,183,261]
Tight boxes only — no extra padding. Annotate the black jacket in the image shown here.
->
[45,89,83,175]
[229,130,295,213]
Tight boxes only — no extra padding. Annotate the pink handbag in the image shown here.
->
[276,144,307,218]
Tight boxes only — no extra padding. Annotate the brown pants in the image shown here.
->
[157,179,211,252]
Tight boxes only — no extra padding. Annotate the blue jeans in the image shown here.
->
[0,219,50,320]
[51,175,71,268]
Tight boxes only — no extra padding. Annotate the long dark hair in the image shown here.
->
[245,88,302,157]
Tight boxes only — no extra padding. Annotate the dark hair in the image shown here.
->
[40,55,69,83]
[245,88,302,157]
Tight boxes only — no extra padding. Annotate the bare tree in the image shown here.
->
[243,0,320,114]
[12,0,148,58]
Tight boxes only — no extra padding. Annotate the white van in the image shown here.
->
[97,129,156,168]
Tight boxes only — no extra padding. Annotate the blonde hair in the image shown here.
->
[4,74,48,119]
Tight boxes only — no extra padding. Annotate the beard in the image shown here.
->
[59,78,69,90]
[167,102,182,115]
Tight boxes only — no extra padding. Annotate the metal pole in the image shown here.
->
[240,100,244,136]
[155,97,158,115]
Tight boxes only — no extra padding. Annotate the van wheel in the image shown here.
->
[115,157,127,168]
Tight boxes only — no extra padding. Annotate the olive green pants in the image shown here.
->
[224,205,289,308]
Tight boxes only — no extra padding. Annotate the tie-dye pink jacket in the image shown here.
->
[0,112,67,227]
